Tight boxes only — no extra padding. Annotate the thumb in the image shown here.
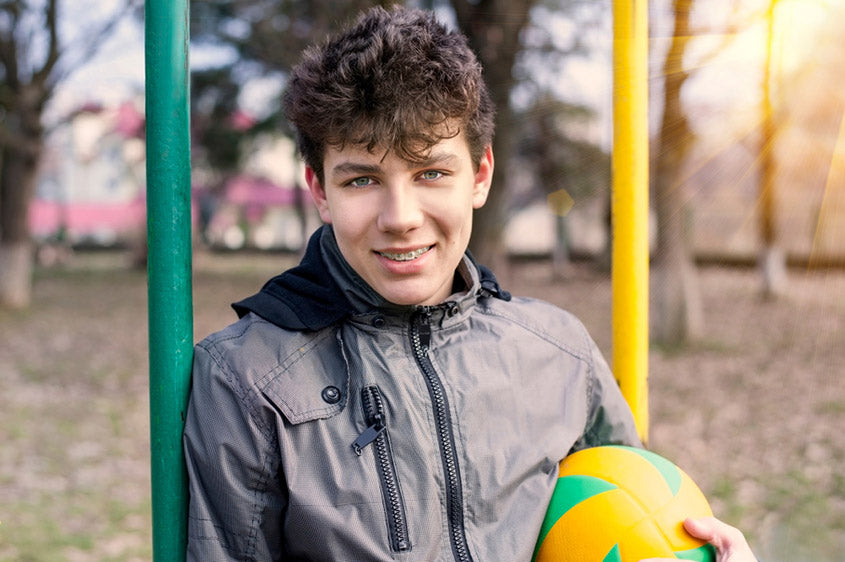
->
[683,516,719,542]
[683,517,753,559]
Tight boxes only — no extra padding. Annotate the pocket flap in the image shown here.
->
[260,328,350,424]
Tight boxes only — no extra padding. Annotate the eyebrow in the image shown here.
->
[329,151,461,180]
[417,152,459,169]
[330,162,383,178]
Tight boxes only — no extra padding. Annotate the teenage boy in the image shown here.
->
[184,6,755,561]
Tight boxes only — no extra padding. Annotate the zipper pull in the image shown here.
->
[416,309,432,351]
[352,414,385,455]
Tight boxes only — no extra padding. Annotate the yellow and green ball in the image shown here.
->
[533,445,716,562]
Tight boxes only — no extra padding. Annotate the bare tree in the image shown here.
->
[651,0,704,344]
[0,0,136,308]
[516,94,609,278]
[451,0,537,269]
[758,0,787,298]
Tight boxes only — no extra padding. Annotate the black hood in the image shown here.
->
[232,225,510,331]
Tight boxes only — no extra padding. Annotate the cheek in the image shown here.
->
[426,189,475,223]
[435,203,474,243]
[326,203,369,239]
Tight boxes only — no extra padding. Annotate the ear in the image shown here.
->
[305,166,332,224]
[472,145,494,209]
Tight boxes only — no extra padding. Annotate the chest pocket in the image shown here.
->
[267,330,424,560]
[352,384,412,553]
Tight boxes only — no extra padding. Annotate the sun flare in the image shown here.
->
[772,0,834,75]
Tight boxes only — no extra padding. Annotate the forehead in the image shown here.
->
[324,132,472,172]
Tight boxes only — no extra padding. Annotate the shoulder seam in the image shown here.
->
[196,328,276,440]
[476,301,592,364]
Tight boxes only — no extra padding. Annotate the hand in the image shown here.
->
[640,517,757,562]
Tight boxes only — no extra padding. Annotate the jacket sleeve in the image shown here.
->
[183,342,287,561]
[571,334,643,452]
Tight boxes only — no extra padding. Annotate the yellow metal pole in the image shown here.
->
[612,0,649,442]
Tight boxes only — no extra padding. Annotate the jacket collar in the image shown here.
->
[232,225,510,331]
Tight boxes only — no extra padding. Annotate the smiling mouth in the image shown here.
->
[377,246,432,262]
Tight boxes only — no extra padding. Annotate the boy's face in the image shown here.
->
[306,132,493,306]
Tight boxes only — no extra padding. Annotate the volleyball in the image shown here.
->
[533,445,716,562]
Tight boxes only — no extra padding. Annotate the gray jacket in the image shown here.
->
[184,226,640,561]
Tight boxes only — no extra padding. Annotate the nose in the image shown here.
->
[377,183,424,233]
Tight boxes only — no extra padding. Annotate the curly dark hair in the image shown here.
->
[283,6,495,182]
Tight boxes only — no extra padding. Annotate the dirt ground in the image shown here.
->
[1,249,843,561]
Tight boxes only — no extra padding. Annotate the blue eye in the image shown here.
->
[349,177,373,187]
[421,170,443,181]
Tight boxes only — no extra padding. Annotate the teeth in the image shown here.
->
[379,246,430,261]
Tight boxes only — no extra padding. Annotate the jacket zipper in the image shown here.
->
[352,385,411,552]
[411,308,474,562]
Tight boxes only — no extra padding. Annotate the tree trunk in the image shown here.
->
[471,86,515,274]
[0,0,119,308]
[0,143,41,309]
[651,251,703,344]
[0,241,34,308]
[452,0,535,270]
[651,0,704,345]
[551,214,571,280]
[759,0,787,298]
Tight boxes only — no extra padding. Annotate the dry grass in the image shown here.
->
[1,250,843,560]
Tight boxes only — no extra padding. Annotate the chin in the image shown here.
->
[381,287,440,307]
[385,294,430,307]
[372,274,451,307]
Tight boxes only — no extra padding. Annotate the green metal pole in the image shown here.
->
[145,0,192,559]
